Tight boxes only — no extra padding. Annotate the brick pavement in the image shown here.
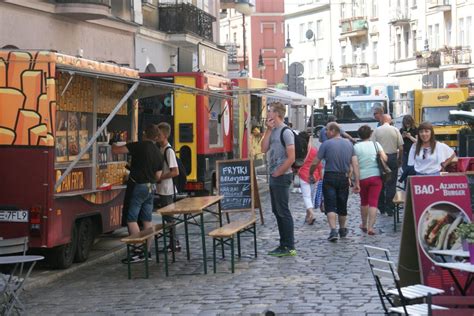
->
[23,182,403,315]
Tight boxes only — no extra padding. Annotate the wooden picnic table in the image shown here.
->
[157,195,223,276]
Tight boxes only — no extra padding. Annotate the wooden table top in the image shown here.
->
[158,195,223,215]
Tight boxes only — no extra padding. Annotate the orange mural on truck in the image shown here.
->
[0,50,56,146]
[0,50,139,147]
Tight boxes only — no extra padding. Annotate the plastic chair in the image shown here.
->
[364,245,447,315]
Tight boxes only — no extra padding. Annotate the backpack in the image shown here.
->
[164,146,187,194]
[280,127,308,169]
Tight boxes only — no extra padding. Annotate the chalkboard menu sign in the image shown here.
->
[217,159,254,211]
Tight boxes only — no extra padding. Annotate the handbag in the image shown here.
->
[373,142,392,183]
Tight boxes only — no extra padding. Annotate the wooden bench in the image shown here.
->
[209,218,257,273]
[120,224,163,279]
[392,191,405,232]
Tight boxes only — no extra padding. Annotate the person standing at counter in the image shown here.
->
[407,121,456,176]
[261,102,297,257]
[112,124,163,263]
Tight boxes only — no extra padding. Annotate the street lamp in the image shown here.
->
[257,49,266,78]
[235,0,255,15]
[421,39,431,88]
[283,25,293,91]
[326,59,335,103]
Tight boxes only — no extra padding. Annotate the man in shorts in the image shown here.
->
[310,122,360,241]
[112,124,163,263]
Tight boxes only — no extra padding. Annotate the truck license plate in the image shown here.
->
[0,210,29,222]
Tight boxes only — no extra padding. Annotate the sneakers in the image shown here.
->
[328,229,338,242]
[268,246,297,257]
[121,251,151,264]
[158,241,182,253]
[339,228,348,238]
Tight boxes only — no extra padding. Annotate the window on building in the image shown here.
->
[412,30,417,56]
[341,46,346,65]
[317,58,323,78]
[404,31,409,58]
[361,0,367,17]
[446,21,452,47]
[299,23,305,42]
[397,34,402,60]
[467,17,472,47]
[372,0,378,18]
[352,44,359,63]
[307,22,314,42]
[412,0,416,7]
[352,1,357,17]
[309,59,315,78]
[361,43,366,63]
[434,24,440,49]
[372,41,378,65]
[341,3,345,19]
[428,25,433,48]
[459,18,465,46]
[316,19,323,39]
[233,32,237,43]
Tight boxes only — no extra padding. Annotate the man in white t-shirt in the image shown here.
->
[156,122,180,252]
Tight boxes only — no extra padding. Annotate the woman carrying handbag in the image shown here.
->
[354,125,388,235]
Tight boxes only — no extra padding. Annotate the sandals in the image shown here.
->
[368,230,376,236]
[359,225,368,233]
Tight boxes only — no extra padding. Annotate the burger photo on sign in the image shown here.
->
[417,202,470,263]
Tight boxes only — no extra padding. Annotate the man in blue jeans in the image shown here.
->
[261,102,296,257]
[112,124,163,263]
[310,122,360,242]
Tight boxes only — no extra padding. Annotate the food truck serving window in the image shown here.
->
[209,96,224,147]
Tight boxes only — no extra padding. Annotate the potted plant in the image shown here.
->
[457,223,472,251]
[458,223,474,264]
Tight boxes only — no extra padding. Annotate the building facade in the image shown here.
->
[219,0,285,86]
[284,0,473,106]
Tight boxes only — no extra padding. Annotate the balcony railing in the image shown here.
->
[158,3,216,42]
[56,0,110,4]
[340,17,368,37]
[428,0,451,11]
[55,0,111,20]
[416,51,441,68]
[340,63,369,78]
[389,8,410,26]
[440,47,471,66]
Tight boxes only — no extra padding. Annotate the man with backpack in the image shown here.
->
[261,102,296,257]
[156,122,181,252]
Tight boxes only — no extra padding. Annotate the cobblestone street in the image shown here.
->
[24,182,403,315]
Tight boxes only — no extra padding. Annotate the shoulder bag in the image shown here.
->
[373,142,392,183]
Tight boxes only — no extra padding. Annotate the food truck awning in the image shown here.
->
[253,88,315,106]
[57,65,235,99]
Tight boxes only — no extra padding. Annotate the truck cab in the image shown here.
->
[333,95,388,138]
[413,88,468,149]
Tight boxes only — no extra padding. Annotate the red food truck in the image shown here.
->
[0,50,143,268]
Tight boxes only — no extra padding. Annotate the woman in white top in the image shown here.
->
[407,121,456,175]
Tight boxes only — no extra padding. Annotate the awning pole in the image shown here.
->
[60,72,75,97]
[54,81,139,192]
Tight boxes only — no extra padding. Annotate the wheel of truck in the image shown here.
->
[48,224,78,269]
[74,218,95,263]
